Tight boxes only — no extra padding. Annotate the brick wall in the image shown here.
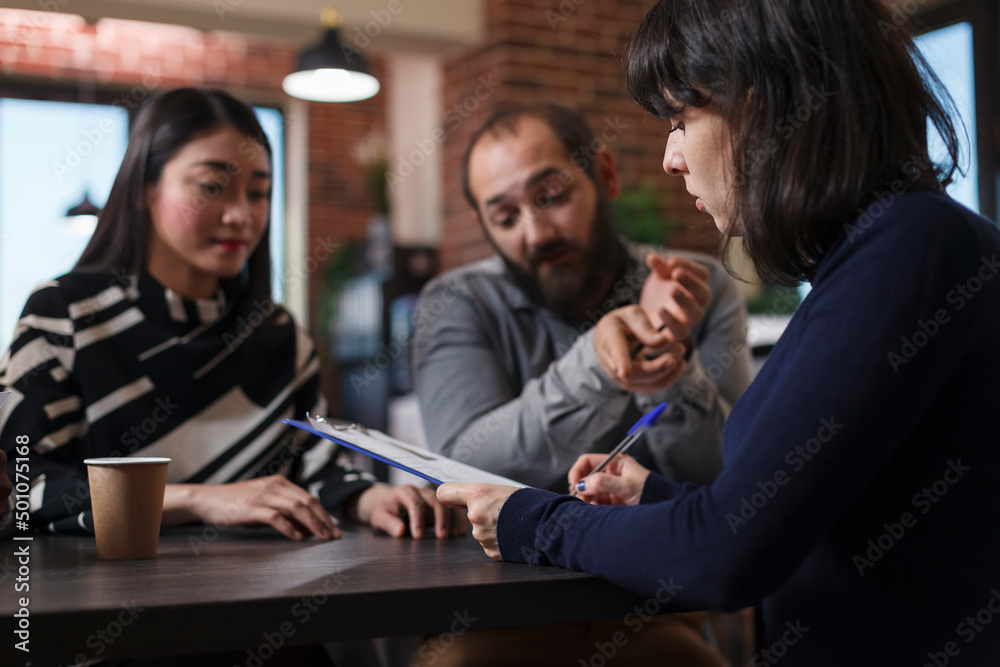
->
[0,12,296,89]
[439,0,722,271]
[0,8,387,410]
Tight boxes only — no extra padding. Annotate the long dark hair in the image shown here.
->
[76,88,273,301]
[626,0,963,286]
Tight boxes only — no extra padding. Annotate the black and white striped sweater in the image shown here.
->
[0,269,373,535]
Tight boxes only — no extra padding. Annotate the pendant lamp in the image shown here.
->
[282,8,381,103]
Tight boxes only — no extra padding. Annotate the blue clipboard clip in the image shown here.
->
[310,413,370,435]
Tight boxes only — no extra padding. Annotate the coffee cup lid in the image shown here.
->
[84,457,172,466]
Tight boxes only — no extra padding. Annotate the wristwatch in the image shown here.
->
[681,337,695,362]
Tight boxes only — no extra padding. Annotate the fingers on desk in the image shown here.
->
[419,485,452,539]
[255,477,339,540]
[271,493,339,541]
[371,497,409,538]
[397,485,428,539]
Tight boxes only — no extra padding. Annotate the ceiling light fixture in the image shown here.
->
[282,8,381,103]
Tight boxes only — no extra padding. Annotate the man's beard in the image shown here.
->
[493,195,621,318]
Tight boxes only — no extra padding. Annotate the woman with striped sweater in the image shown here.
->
[0,88,462,543]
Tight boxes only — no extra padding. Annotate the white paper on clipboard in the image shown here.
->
[284,415,528,488]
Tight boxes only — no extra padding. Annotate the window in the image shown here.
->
[254,107,286,305]
[0,98,129,353]
[915,22,979,213]
[915,0,999,221]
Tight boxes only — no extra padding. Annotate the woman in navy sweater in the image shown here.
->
[439,0,1000,662]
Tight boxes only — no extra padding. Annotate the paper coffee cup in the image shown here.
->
[84,457,171,560]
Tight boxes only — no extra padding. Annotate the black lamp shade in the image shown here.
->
[283,28,381,102]
[66,193,100,218]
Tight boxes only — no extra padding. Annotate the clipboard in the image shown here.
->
[284,415,527,488]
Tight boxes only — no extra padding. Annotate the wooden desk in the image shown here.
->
[0,526,648,663]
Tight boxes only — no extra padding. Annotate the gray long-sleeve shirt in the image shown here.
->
[412,240,751,491]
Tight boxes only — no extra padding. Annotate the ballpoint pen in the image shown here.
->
[569,401,668,496]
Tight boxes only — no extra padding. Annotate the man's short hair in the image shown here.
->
[460,102,601,215]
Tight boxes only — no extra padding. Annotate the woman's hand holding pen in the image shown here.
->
[437,456,652,562]
[569,454,650,507]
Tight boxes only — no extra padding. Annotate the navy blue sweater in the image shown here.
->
[497,193,1000,664]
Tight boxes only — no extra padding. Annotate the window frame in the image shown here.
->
[0,81,143,125]
[916,0,1000,221]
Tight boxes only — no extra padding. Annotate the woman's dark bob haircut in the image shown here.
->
[76,88,273,301]
[627,0,963,286]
